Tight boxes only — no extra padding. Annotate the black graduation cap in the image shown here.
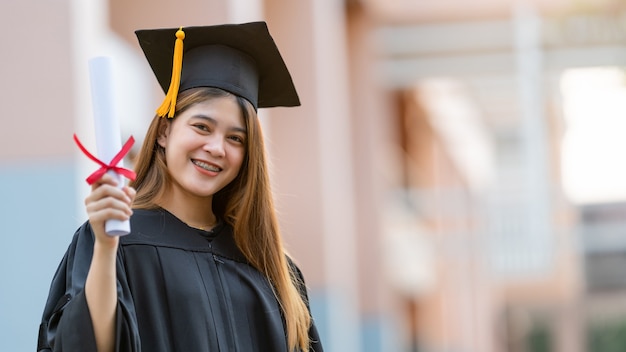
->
[135,21,300,117]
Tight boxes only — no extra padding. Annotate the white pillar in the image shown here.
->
[71,0,109,221]
[311,1,361,351]
[513,1,553,274]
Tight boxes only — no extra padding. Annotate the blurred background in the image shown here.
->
[3,0,626,351]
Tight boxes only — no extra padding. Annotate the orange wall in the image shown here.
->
[0,1,74,160]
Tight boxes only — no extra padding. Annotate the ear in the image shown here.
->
[156,119,171,148]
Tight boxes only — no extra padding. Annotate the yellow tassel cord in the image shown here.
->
[156,27,185,118]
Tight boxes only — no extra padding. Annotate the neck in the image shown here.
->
[158,186,217,230]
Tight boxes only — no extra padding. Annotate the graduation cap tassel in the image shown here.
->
[156,27,185,118]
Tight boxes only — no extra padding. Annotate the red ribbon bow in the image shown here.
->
[73,133,137,185]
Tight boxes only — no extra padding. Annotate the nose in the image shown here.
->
[203,135,226,158]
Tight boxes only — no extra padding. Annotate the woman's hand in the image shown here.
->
[84,173,136,250]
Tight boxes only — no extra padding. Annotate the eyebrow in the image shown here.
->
[191,114,247,134]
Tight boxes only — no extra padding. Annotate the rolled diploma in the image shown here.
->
[88,56,131,236]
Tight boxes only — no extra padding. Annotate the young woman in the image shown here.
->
[38,22,323,352]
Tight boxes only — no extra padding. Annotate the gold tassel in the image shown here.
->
[156,27,185,118]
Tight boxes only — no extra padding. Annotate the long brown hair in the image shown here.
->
[130,87,311,351]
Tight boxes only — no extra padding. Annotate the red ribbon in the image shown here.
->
[73,133,137,185]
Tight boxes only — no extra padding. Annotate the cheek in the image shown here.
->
[231,149,246,173]
[163,139,188,166]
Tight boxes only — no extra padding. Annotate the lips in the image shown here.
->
[192,159,222,172]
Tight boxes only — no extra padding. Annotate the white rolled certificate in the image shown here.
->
[88,56,131,236]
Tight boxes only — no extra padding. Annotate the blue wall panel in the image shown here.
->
[0,160,79,351]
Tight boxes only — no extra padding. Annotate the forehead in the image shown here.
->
[182,97,246,128]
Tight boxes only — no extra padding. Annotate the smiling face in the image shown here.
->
[157,94,247,204]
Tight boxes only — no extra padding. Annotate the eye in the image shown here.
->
[192,123,210,132]
[228,135,245,144]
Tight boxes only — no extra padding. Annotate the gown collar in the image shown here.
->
[120,208,248,263]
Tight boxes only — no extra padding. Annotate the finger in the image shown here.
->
[87,207,132,228]
[89,173,119,191]
[86,183,130,206]
[89,208,132,224]
[123,186,137,202]
[86,196,133,217]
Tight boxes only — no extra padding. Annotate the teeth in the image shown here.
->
[193,160,220,172]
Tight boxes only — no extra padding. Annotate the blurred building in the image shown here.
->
[3,0,626,351]
[371,1,626,352]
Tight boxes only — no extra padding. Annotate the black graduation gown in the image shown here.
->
[37,208,323,352]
